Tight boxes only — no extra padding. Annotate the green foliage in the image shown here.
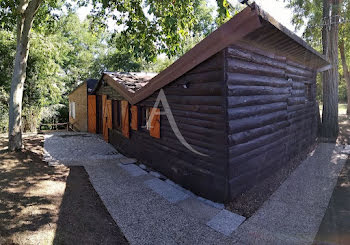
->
[0,29,15,132]
[285,0,350,104]
[0,0,224,132]
[84,0,225,59]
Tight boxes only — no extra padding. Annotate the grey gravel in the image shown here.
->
[43,132,344,245]
[44,132,120,163]
[232,143,347,245]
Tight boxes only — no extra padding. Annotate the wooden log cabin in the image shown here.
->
[68,78,98,132]
[88,4,330,202]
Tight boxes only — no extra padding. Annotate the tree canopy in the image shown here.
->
[0,0,229,135]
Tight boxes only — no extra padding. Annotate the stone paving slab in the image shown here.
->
[207,210,246,236]
[145,178,190,203]
[118,163,147,176]
[177,198,221,223]
[120,157,137,165]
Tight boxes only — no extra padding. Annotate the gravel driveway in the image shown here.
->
[43,132,348,245]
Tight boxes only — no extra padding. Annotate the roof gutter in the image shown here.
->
[317,64,332,73]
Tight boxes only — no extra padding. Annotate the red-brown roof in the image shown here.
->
[101,3,329,105]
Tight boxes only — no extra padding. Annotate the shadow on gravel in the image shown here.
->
[53,167,128,245]
[313,158,350,245]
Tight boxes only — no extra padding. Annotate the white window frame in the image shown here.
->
[69,102,76,119]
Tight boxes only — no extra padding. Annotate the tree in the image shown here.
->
[338,0,350,114]
[321,0,340,138]
[2,0,232,150]
[285,0,340,138]
[8,0,43,151]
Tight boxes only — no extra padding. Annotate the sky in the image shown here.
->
[76,0,304,37]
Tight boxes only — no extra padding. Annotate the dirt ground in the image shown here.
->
[0,134,128,245]
[227,116,350,217]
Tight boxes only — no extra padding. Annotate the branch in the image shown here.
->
[25,0,43,18]
[17,0,30,14]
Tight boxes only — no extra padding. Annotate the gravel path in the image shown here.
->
[44,132,121,164]
[44,132,347,245]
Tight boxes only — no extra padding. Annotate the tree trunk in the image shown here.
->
[321,0,340,139]
[339,40,350,114]
[8,0,42,151]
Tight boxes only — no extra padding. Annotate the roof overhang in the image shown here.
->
[97,3,329,105]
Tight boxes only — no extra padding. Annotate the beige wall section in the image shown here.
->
[68,82,88,132]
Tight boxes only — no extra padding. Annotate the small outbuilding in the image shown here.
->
[68,78,98,132]
[90,4,329,202]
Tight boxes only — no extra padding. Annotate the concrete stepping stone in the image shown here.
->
[206,210,246,236]
[203,199,225,210]
[120,157,137,165]
[177,198,221,223]
[144,178,189,203]
[119,163,147,177]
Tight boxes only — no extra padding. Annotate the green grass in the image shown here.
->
[319,103,347,116]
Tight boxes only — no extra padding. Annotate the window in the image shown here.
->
[69,102,76,119]
[141,107,151,131]
[112,100,121,130]
[305,83,312,101]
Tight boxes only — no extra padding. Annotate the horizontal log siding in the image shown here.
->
[226,45,317,198]
[107,51,229,202]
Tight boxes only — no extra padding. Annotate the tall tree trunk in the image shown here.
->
[8,0,42,151]
[339,40,350,114]
[321,0,340,139]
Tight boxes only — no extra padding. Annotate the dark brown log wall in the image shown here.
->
[226,44,317,198]
[106,51,229,202]
[95,45,318,202]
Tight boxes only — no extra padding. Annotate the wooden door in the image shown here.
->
[88,95,97,133]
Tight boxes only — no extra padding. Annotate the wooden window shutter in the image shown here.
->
[106,100,113,130]
[102,95,108,141]
[112,100,120,129]
[149,108,160,139]
[121,100,130,138]
[131,105,138,131]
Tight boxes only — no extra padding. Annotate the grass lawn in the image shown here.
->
[0,134,128,245]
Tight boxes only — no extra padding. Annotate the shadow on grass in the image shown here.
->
[0,135,128,244]
[0,136,68,244]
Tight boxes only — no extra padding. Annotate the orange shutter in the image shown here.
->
[121,100,130,138]
[102,95,108,141]
[150,108,160,139]
[131,105,138,131]
[106,99,113,130]
[88,95,96,133]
